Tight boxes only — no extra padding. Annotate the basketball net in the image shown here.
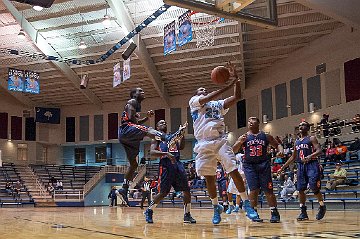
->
[190,12,223,48]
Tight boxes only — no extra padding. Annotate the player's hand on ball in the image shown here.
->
[225,61,238,78]
[147,110,155,118]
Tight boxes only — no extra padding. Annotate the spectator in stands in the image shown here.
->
[324,142,336,165]
[50,176,57,186]
[335,142,348,162]
[280,174,296,201]
[140,177,151,209]
[108,186,118,207]
[349,137,360,161]
[5,182,12,195]
[272,163,282,179]
[320,114,330,138]
[325,162,347,190]
[14,181,21,198]
[56,180,63,190]
[47,183,54,195]
[352,114,360,132]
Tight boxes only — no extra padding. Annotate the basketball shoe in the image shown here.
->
[212,204,224,224]
[297,205,309,221]
[144,209,153,223]
[183,213,196,223]
[226,205,235,214]
[243,200,263,222]
[270,208,280,223]
[232,205,240,213]
[316,205,326,220]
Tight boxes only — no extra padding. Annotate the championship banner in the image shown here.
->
[113,63,122,88]
[7,68,24,92]
[123,58,131,81]
[178,10,192,47]
[24,70,40,94]
[164,20,176,55]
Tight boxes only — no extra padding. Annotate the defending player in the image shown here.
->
[189,62,259,224]
[143,120,196,224]
[279,121,326,220]
[233,117,284,223]
[117,88,185,205]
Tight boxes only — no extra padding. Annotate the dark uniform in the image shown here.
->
[295,136,321,192]
[157,140,189,194]
[118,102,150,162]
[242,132,273,192]
[216,164,227,198]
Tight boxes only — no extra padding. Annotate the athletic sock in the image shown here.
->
[184,203,191,214]
[148,201,158,211]
[211,197,218,206]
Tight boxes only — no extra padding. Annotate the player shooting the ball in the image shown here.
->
[189,62,260,224]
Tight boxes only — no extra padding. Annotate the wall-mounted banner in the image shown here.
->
[164,20,176,55]
[178,10,192,47]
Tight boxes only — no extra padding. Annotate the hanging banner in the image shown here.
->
[113,63,122,88]
[24,70,40,94]
[7,68,24,92]
[123,58,131,81]
[164,20,176,55]
[178,10,192,47]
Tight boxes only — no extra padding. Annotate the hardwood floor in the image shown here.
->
[0,207,359,238]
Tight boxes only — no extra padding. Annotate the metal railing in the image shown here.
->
[83,165,128,195]
[53,190,83,201]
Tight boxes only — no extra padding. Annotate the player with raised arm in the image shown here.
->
[189,62,259,225]
[117,88,185,205]
[278,121,326,220]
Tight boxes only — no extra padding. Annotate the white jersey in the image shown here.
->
[189,95,229,141]
[235,153,244,174]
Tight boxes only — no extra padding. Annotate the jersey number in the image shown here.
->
[205,108,220,119]
[249,145,262,157]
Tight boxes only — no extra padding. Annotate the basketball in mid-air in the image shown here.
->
[211,66,230,85]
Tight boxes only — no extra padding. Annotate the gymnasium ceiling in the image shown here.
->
[0,0,349,107]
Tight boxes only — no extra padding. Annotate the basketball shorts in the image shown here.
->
[194,137,237,176]
[118,123,149,161]
[296,160,321,192]
[227,170,245,195]
[243,160,273,193]
[158,159,190,194]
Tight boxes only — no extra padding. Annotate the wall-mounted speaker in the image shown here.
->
[11,0,55,8]
[122,42,137,60]
[80,74,89,89]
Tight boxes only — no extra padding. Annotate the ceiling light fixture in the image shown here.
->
[18,11,26,39]
[33,5,43,11]
[103,7,111,26]
[79,40,87,49]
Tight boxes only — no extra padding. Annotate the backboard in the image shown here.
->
[163,0,278,29]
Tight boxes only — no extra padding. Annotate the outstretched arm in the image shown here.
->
[137,110,154,124]
[198,81,236,106]
[223,79,241,109]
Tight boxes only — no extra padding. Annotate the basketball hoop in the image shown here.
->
[190,11,223,48]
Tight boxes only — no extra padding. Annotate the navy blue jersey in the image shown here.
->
[295,136,314,163]
[216,164,227,182]
[121,100,141,125]
[158,140,180,162]
[243,131,269,164]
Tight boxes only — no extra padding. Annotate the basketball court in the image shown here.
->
[1,207,359,238]
[1,0,360,238]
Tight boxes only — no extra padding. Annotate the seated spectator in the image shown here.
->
[50,176,57,186]
[324,143,336,165]
[273,155,284,164]
[272,163,282,179]
[335,142,348,162]
[47,183,55,195]
[280,174,296,201]
[320,114,330,138]
[352,114,360,132]
[349,137,360,160]
[5,182,12,195]
[56,180,63,190]
[14,181,21,198]
[325,162,347,190]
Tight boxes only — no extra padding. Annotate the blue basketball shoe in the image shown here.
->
[212,204,224,224]
[243,200,263,222]
[226,205,235,214]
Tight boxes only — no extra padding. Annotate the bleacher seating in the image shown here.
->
[0,163,34,207]
[30,164,102,197]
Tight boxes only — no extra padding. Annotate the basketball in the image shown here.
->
[211,66,230,85]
